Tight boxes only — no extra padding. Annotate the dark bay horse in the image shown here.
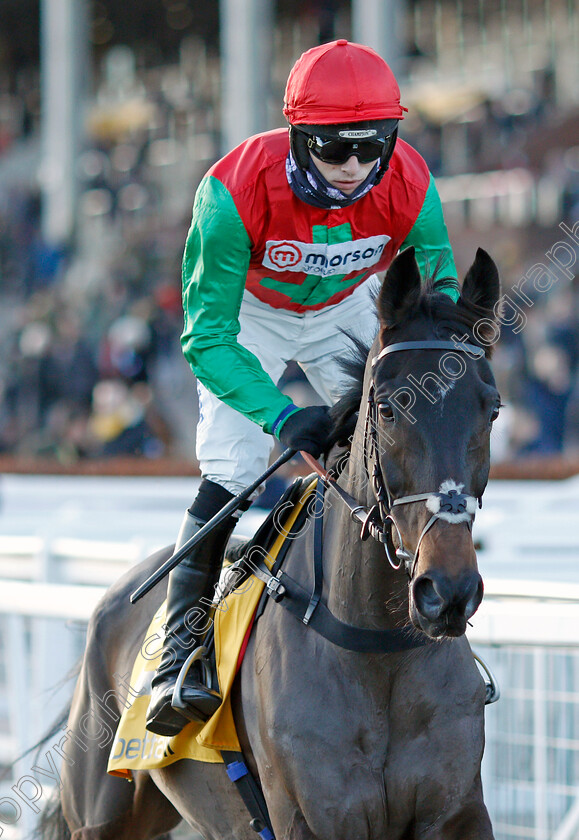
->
[48,247,501,840]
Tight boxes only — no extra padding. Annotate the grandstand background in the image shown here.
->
[0,0,577,470]
[0,1,578,838]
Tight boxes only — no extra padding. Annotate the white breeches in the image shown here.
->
[196,279,379,493]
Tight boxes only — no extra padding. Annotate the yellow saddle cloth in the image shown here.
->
[108,480,315,779]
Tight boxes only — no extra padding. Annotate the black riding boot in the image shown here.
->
[146,483,236,737]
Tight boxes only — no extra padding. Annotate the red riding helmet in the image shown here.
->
[284,40,407,180]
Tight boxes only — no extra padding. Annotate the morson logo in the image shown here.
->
[267,241,302,269]
[263,235,390,277]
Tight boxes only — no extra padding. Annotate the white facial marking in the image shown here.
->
[439,479,463,494]
[436,378,455,411]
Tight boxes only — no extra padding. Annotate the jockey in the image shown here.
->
[146,39,459,736]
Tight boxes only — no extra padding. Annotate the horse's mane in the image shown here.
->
[326,279,493,458]
[325,331,369,455]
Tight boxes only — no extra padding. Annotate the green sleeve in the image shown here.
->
[180,175,294,433]
[402,174,460,302]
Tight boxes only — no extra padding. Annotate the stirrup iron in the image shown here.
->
[172,646,217,717]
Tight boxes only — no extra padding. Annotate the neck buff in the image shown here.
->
[286,150,379,209]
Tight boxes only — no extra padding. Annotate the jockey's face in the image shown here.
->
[309,152,378,195]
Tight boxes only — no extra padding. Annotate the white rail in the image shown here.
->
[0,579,106,619]
[0,575,578,643]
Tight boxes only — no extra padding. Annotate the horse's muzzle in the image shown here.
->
[410,569,484,637]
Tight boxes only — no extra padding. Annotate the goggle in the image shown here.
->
[306,134,389,165]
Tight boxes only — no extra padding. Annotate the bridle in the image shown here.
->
[361,339,486,577]
[239,334,499,662]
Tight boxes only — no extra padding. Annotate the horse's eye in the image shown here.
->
[378,402,394,421]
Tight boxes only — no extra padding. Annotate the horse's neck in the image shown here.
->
[323,455,408,631]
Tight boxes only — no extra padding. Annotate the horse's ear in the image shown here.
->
[458,248,500,312]
[377,247,422,329]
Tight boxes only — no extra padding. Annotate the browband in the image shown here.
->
[372,339,485,368]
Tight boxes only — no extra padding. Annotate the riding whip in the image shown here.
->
[130,447,296,604]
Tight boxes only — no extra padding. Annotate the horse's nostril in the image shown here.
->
[413,571,484,624]
[412,575,446,621]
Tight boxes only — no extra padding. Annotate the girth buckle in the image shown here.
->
[265,572,286,603]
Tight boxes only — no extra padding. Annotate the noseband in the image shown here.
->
[363,339,485,577]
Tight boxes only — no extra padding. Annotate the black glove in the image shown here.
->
[278,405,332,458]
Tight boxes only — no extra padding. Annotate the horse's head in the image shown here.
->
[367,247,501,638]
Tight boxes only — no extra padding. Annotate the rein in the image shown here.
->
[256,477,433,654]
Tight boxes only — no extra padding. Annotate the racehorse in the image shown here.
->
[42,246,501,840]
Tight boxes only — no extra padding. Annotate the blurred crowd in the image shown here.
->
[0,10,578,467]
[0,40,221,464]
